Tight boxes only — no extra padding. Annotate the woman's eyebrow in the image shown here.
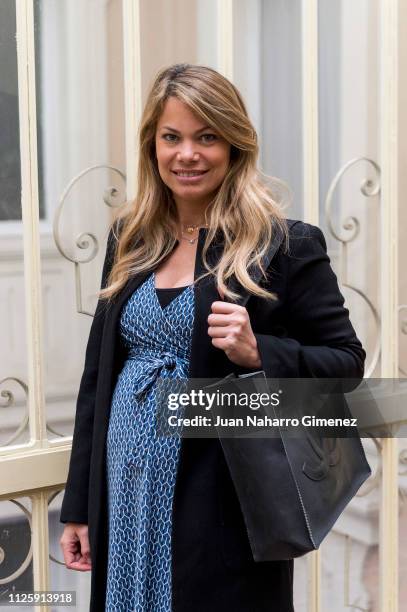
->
[160,125,211,134]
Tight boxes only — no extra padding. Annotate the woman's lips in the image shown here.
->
[171,169,209,183]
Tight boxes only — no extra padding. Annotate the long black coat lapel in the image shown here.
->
[188,229,225,378]
[226,222,287,308]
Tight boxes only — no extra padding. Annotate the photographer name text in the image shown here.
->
[167,414,358,428]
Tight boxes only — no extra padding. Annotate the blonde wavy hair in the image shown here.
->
[100,63,290,303]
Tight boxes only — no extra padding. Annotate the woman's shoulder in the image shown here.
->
[285,217,324,237]
[283,217,327,252]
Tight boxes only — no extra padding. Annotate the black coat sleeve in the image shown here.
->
[254,221,366,380]
[60,226,117,524]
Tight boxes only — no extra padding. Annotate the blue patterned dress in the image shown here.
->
[105,272,194,612]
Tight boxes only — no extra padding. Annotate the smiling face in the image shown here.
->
[155,97,231,211]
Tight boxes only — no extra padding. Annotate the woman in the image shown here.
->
[59,64,365,612]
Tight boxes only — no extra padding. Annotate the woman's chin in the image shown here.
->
[171,187,213,203]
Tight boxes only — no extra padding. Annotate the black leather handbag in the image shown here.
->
[209,370,372,561]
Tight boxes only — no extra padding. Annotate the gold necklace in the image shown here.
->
[179,222,208,245]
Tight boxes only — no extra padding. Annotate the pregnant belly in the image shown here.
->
[107,358,186,470]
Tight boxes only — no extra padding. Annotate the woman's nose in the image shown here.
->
[176,143,199,162]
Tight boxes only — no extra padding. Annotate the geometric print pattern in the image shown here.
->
[105,272,194,611]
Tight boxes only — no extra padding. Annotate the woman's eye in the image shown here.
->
[200,134,217,143]
[162,134,179,142]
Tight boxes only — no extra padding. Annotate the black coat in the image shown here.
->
[60,218,365,612]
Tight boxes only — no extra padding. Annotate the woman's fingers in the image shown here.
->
[60,524,92,572]
[75,528,92,570]
[207,314,231,327]
[211,300,237,313]
[208,325,233,338]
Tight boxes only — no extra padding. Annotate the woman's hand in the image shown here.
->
[60,523,92,571]
[208,292,262,369]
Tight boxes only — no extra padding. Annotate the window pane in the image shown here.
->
[260,0,303,217]
[0,0,21,222]
[0,0,30,447]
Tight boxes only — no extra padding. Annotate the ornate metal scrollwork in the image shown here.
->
[0,491,84,581]
[52,164,126,317]
[324,157,381,379]
[48,490,67,566]
[0,499,32,585]
[0,377,75,444]
[0,378,29,447]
